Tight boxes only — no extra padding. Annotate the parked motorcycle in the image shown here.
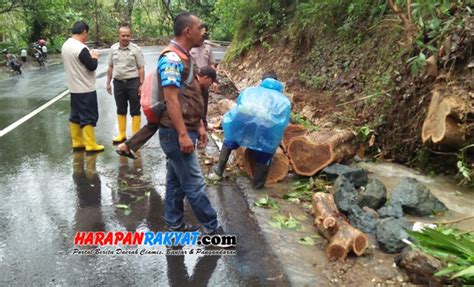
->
[31,43,45,66]
[2,50,22,74]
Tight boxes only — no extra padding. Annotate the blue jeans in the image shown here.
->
[159,128,218,232]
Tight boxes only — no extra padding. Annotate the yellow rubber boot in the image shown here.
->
[70,122,85,150]
[113,114,127,144]
[132,115,141,134]
[82,125,105,153]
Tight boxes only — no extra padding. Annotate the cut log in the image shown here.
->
[287,129,356,176]
[282,124,308,152]
[422,85,470,148]
[312,192,369,261]
[234,147,289,185]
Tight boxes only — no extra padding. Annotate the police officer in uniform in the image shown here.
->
[106,25,145,144]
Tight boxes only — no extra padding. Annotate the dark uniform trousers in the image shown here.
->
[113,77,141,116]
[69,91,99,127]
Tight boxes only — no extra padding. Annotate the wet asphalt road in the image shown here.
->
[0,46,289,286]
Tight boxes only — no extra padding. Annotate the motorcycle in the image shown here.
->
[31,43,45,66]
[3,52,22,74]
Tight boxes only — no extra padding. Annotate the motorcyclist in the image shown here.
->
[2,49,22,74]
[31,41,45,66]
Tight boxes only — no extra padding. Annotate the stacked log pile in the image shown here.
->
[232,124,356,183]
[312,192,369,261]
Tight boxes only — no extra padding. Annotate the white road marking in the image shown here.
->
[0,89,70,137]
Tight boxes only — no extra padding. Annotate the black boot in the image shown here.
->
[252,162,270,189]
[213,145,232,177]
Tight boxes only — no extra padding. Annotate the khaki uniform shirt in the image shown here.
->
[190,40,214,69]
[107,42,145,80]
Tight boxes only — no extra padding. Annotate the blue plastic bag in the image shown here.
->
[222,78,291,154]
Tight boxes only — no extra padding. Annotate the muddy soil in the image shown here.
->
[206,79,411,286]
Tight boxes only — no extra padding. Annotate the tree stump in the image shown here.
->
[234,147,289,185]
[422,85,470,148]
[312,192,369,261]
[282,124,308,152]
[287,129,356,176]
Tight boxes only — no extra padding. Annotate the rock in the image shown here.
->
[376,217,411,253]
[395,250,453,286]
[322,163,368,187]
[390,177,448,216]
[348,205,378,234]
[358,176,387,209]
[333,175,357,214]
[378,203,404,218]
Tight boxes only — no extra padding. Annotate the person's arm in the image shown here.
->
[136,47,145,96]
[106,65,113,94]
[106,50,113,94]
[163,86,194,153]
[137,66,144,96]
[198,119,208,148]
[78,48,98,71]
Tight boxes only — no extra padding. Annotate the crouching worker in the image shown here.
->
[213,71,291,189]
[115,66,218,159]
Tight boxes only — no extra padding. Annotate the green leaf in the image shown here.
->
[269,221,282,229]
[451,265,474,279]
[298,237,315,246]
[115,204,130,210]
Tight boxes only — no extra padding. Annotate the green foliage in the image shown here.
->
[215,0,294,59]
[284,177,329,203]
[254,194,280,210]
[356,125,375,142]
[409,226,474,283]
[270,213,300,229]
[288,0,387,51]
[457,144,474,183]
[297,235,320,246]
[290,113,319,132]
[403,0,471,74]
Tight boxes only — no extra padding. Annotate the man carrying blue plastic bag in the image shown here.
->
[213,71,291,188]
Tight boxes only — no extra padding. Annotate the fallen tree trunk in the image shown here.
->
[312,192,368,261]
[234,147,289,185]
[282,124,308,152]
[422,85,470,148]
[287,129,356,176]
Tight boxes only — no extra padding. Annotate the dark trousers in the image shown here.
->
[113,78,140,116]
[125,122,159,152]
[202,88,209,128]
[69,91,99,127]
[223,139,273,165]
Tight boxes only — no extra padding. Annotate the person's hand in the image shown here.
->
[198,125,208,148]
[106,83,112,95]
[90,49,99,60]
[179,133,194,153]
[137,84,142,97]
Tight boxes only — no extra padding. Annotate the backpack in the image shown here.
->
[140,44,194,124]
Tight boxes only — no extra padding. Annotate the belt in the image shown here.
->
[114,77,138,83]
